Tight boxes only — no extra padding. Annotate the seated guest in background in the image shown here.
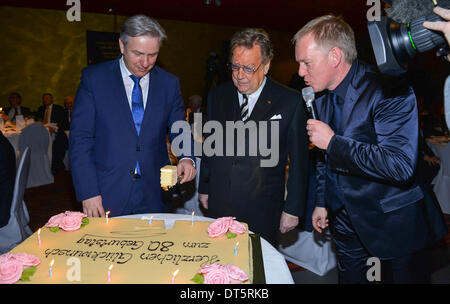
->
[63,96,74,127]
[35,93,69,175]
[0,131,16,228]
[297,15,447,283]
[4,92,31,121]
[198,28,309,246]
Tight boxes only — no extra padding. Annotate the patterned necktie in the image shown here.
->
[329,92,342,134]
[240,94,249,121]
[130,74,144,175]
[130,74,144,135]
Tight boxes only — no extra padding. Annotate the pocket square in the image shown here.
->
[270,114,282,120]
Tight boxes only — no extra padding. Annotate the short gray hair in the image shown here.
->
[230,28,274,64]
[120,15,167,46]
[292,15,357,64]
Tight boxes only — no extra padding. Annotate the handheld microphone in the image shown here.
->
[445,75,450,130]
[302,86,318,120]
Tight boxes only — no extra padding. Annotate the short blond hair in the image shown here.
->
[292,15,357,64]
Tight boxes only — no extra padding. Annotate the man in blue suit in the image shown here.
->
[70,15,196,218]
[294,15,447,283]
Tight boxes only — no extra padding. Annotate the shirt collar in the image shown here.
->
[330,61,357,101]
[119,56,150,81]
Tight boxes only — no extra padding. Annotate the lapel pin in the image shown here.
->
[267,100,271,104]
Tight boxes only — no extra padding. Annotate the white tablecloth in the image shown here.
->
[427,138,450,214]
[115,213,294,284]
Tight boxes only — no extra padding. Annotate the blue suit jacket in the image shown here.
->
[315,61,445,259]
[69,58,193,216]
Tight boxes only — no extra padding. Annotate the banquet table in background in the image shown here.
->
[116,213,295,284]
[1,123,53,162]
[427,136,450,214]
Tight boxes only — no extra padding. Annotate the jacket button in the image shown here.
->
[136,146,141,152]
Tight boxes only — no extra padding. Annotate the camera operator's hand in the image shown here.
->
[424,6,450,51]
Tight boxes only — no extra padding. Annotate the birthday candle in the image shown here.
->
[149,216,153,225]
[191,211,195,226]
[234,242,239,255]
[49,259,54,277]
[171,269,179,284]
[106,211,110,223]
[37,228,41,246]
[107,264,113,282]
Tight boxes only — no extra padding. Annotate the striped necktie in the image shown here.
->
[240,94,248,121]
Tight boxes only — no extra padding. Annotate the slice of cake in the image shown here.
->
[160,165,177,190]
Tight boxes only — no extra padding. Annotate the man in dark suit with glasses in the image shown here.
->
[198,28,309,246]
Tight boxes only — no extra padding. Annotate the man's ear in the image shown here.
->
[328,46,342,67]
[263,60,271,75]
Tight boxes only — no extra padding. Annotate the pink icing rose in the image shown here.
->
[0,254,14,264]
[45,213,65,228]
[59,214,83,231]
[198,263,225,274]
[225,264,248,283]
[12,253,40,268]
[0,258,24,284]
[203,267,231,284]
[228,220,246,234]
[207,217,234,238]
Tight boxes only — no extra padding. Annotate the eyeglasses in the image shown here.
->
[228,62,262,75]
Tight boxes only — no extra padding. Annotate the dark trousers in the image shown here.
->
[121,178,167,216]
[51,131,68,174]
[332,207,430,284]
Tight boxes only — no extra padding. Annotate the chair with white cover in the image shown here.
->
[432,142,450,214]
[18,123,54,188]
[0,147,33,254]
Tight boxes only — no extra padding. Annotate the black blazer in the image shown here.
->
[198,78,309,245]
[0,131,16,228]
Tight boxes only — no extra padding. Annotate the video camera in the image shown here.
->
[368,0,449,75]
